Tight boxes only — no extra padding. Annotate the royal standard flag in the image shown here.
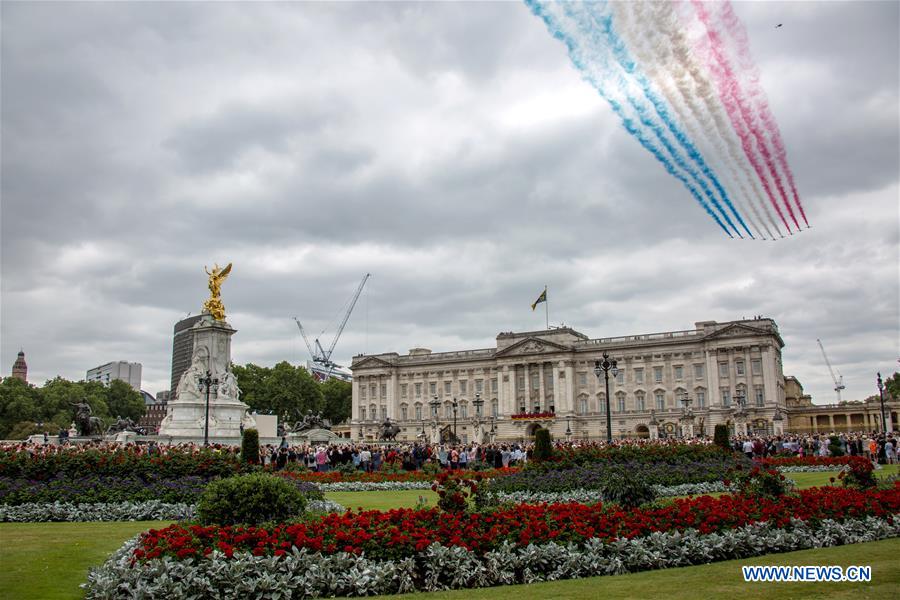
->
[531,288,547,311]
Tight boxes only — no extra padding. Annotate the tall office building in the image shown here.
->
[170,315,203,395]
[86,361,142,390]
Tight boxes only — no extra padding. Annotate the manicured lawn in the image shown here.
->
[785,464,898,489]
[325,489,438,511]
[394,537,900,599]
[0,520,172,600]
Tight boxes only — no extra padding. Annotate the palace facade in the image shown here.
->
[350,317,788,443]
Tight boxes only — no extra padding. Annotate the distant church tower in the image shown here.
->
[11,350,27,381]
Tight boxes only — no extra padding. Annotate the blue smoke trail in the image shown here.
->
[585,2,753,238]
[525,0,731,236]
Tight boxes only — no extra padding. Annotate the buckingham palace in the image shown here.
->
[350,317,788,443]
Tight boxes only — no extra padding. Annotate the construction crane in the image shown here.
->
[294,273,370,380]
[816,338,845,402]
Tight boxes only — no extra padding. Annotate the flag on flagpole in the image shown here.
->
[531,288,547,311]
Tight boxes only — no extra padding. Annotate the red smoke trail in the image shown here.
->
[690,0,797,233]
[717,2,808,228]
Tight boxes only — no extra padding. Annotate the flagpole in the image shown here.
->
[544,285,549,329]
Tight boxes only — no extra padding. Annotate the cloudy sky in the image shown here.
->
[2,1,897,404]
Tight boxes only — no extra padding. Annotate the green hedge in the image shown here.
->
[197,473,308,526]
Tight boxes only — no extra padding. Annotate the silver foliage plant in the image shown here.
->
[84,515,900,598]
[316,481,432,492]
[488,481,733,505]
[0,499,345,523]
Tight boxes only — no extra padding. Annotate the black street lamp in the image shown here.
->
[198,370,218,446]
[451,397,459,441]
[876,373,887,433]
[594,353,618,443]
[472,392,484,442]
[565,414,572,441]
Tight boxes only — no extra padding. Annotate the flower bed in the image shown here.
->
[0,474,322,505]
[85,515,900,598]
[510,411,556,420]
[488,481,732,505]
[0,499,346,523]
[278,467,518,484]
[130,485,900,562]
[0,446,245,480]
[759,456,867,468]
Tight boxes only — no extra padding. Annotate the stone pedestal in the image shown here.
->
[159,313,255,438]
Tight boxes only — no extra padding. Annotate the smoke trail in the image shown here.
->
[657,1,784,238]
[690,0,798,233]
[524,0,732,236]
[616,1,771,240]
[580,2,753,238]
[716,1,808,227]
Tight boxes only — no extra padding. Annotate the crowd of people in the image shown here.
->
[1,429,896,469]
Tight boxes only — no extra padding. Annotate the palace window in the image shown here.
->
[370,384,377,397]
[518,376,525,389]
[460,380,468,394]
[414,403,422,420]
[445,403,453,418]
[369,404,376,420]
[694,364,704,379]
[755,386,765,407]
[491,399,498,417]
[415,383,422,398]
[531,374,539,390]
[722,389,731,407]
[579,372,587,386]
[401,384,408,398]
[735,361,745,376]
[617,393,626,412]
[380,405,387,420]
[491,378,498,393]
[674,366,683,381]
[598,398,606,413]
[751,359,762,376]
[615,370,624,385]
[636,392,645,411]
[400,405,408,420]
[696,389,706,407]
[380,384,386,398]
[360,386,366,399]
[719,362,729,378]
[655,392,665,411]
[459,402,468,418]
[635,369,644,384]
[476,379,483,393]
[654,367,663,383]
[360,407,366,420]
[578,397,588,414]
[444,381,451,395]
[546,372,553,388]
[429,382,436,396]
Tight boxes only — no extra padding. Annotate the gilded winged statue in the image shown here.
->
[203,262,232,321]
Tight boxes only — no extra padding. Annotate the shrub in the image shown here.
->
[533,429,553,462]
[713,424,730,451]
[196,472,307,526]
[731,467,792,500]
[828,436,845,457]
[838,457,877,490]
[432,471,480,513]
[241,429,260,464]
[597,467,656,508]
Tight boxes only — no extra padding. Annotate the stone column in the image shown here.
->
[538,362,546,411]
[564,361,575,415]
[390,370,400,419]
[524,363,531,410]
[761,345,777,407]
[706,349,720,406]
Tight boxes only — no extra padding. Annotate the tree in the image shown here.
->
[320,378,352,424]
[883,371,900,400]
[105,379,145,422]
[533,428,553,461]
[0,377,42,438]
[232,362,323,424]
[713,424,730,450]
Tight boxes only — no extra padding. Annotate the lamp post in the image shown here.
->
[198,370,218,446]
[565,415,572,441]
[679,393,694,439]
[490,416,496,443]
[734,389,748,437]
[451,397,459,442]
[876,373,887,433]
[594,353,618,443]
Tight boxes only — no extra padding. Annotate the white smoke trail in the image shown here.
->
[612,1,770,240]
